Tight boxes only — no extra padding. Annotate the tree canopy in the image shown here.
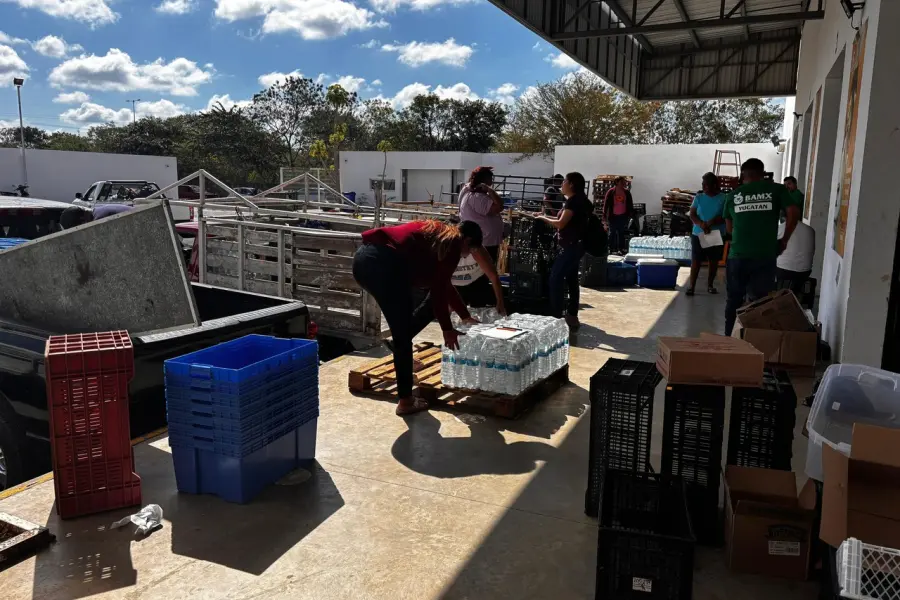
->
[0,72,783,188]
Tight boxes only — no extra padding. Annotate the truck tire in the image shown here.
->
[0,411,25,491]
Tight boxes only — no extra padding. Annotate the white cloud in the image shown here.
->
[258,69,303,87]
[0,44,28,82]
[488,82,518,105]
[53,90,91,103]
[531,41,541,51]
[546,51,578,70]
[31,35,83,58]
[2,0,117,26]
[370,79,382,86]
[0,31,27,45]
[371,0,474,12]
[214,0,386,40]
[316,73,366,92]
[60,98,188,126]
[49,49,214,96]
[155,0,197,14]
[358,38,378,48]
[205,93,251,111]
[383,81,478,109]
[381,38,473,68]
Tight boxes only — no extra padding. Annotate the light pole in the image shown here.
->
[126,99,141,123]
[13,77,27,187]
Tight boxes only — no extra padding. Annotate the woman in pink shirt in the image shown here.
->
[602,177,634,255]
[457,166,506,310]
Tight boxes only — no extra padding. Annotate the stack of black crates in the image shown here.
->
[661,368,797,546]
[588,359,696,600]
[506,216,560,315]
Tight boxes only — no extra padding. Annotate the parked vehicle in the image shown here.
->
[74,180,192,222]
[234,187,260,196]
[0,197,71,239]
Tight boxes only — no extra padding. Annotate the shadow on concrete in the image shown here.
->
[32,503,138,600]
[392,412,556,478]
[162,455,344,575]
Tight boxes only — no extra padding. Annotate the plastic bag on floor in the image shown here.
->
[112,504,163,536]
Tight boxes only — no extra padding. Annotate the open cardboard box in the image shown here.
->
[657,334,763,387]
[820,423,900,549]
[733,290,817,368]
[724,466,814,580]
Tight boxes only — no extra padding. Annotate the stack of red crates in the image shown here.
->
[44,331,141,519]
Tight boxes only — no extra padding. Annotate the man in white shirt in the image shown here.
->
[776,217,815,296]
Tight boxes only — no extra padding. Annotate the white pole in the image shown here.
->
[15,84,27,187]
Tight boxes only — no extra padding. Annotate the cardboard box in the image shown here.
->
[733,290,818,368]
[657,335,764,386]
[724,466,815,580]
[820,423,900,549]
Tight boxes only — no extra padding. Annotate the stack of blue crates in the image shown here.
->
[0,238,30,251]
[164,335,319,503]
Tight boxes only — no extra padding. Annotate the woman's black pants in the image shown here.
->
[352,244,434,398]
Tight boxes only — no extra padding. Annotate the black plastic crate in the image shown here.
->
[586,359,662,517]
[508,272,549,296]
[507,247,546,275]
[661,384,725,545]
[581,254,608,288]
[642,214,662,236]
[633,202,647,217]
[727,369,796,471]
[596,470,695,600]
[510,217,557,252]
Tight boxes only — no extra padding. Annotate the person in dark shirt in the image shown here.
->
[353,219,482,415]
[542,173,564,215]
[534,171,592,330]
[60,204,133,229]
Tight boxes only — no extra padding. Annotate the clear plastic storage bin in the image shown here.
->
[806,364,900,481]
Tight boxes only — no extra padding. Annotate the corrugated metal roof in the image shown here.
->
[484,0,821,99]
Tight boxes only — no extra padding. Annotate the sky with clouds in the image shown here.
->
[0,0,590,132]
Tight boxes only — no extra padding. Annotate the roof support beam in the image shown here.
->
[552,9,824,41]
[671,0,701,48]
[740,39,799,93]
[653,34,801,57]
[637,0,668,27]
[690,47,743,94]
[604,0,654,53]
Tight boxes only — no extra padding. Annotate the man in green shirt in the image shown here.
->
[723,158,801,335]
[784,176,805,210]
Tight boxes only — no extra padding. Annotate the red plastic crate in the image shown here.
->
[45,332,141,520]
[45,331,134,379]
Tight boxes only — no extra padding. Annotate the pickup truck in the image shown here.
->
[0,197,71,238]
[0,283,310,490]
[73,180,193,223]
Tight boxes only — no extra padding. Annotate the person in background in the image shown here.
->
[723,158,801,336]
[602,177,634,255]
[777,216,815,297]
[686,172,726,296]
[59,204,133,229]
[543,174,564,214]
[783,176,805,209]
[458,166,505,305]
[534,171,593,331]
[352,219,482,416]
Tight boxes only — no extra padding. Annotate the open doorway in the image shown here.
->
[882,213,900,371]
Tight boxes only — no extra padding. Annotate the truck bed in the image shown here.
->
[0,283,308,486]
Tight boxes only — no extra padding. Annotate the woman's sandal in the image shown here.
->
[708,286,718,294]
[686,288,695,296]
[396,397,429,416]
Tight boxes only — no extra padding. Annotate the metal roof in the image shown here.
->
[487,0,825,99]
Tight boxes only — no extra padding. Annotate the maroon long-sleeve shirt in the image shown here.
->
[361,221,470,331]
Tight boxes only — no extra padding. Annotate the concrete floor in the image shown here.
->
[0,269,821,600]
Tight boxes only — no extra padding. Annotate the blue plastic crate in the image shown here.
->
[168,403,318,452]
[167,384,318,431]
[172,418,318,503]
[637,263,680,289]
[164,336,318,394]
[606,262,637,287]
[165,367,318,414]
[0,238,29,251]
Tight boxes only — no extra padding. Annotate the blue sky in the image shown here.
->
[0,0,584,132]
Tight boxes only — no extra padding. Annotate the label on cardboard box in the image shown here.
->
[768,541,801,556]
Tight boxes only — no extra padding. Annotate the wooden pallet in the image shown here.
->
[347,342,569,419]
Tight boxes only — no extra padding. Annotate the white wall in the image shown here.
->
[406,169,452,202]
[554,143,782,213]
[788,0,900,366]
[340,151,553,205]
[0,148,177,203]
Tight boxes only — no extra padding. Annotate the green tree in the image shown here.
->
[648,99,784,144]
[445,99,507,153]
[47,131,94,152]
[0,126,50,149]
[246,76,325,168]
